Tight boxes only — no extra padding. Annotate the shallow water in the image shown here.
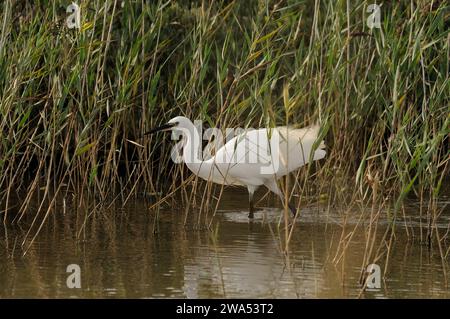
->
[0,189,449,298]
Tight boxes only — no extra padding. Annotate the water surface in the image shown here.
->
[0,189,449,298]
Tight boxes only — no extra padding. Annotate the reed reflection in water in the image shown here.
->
[0,190,449,298]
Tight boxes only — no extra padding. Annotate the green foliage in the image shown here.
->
[0,0,448,207]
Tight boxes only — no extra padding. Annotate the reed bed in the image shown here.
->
[0,0,449,260]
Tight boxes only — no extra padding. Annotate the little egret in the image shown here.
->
[147,116,326,218]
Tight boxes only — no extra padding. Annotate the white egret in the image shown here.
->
[147,116,326,218]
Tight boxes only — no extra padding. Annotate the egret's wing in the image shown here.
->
[212,129,273,165]
[206,125,325,183]
[276,125,326,174]
[208,129,274,184]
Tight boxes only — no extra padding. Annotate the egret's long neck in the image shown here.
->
[181,122,204,174]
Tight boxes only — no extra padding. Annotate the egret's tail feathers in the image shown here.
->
[313,148,326,161]
[307,124,325,147]
[307,124,326,160]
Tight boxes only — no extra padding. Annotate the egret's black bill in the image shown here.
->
[143,122,176,135]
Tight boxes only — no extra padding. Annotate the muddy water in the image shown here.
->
[0,188,449,298]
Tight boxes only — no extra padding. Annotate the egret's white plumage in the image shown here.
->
[154,116,326,217]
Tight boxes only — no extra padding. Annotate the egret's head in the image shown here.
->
[144,116,192,135]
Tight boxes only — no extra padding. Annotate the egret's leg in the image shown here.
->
[288,202,297,216]
[249,198,255,219]
[264,179,297,217]
[247,185,258,219]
